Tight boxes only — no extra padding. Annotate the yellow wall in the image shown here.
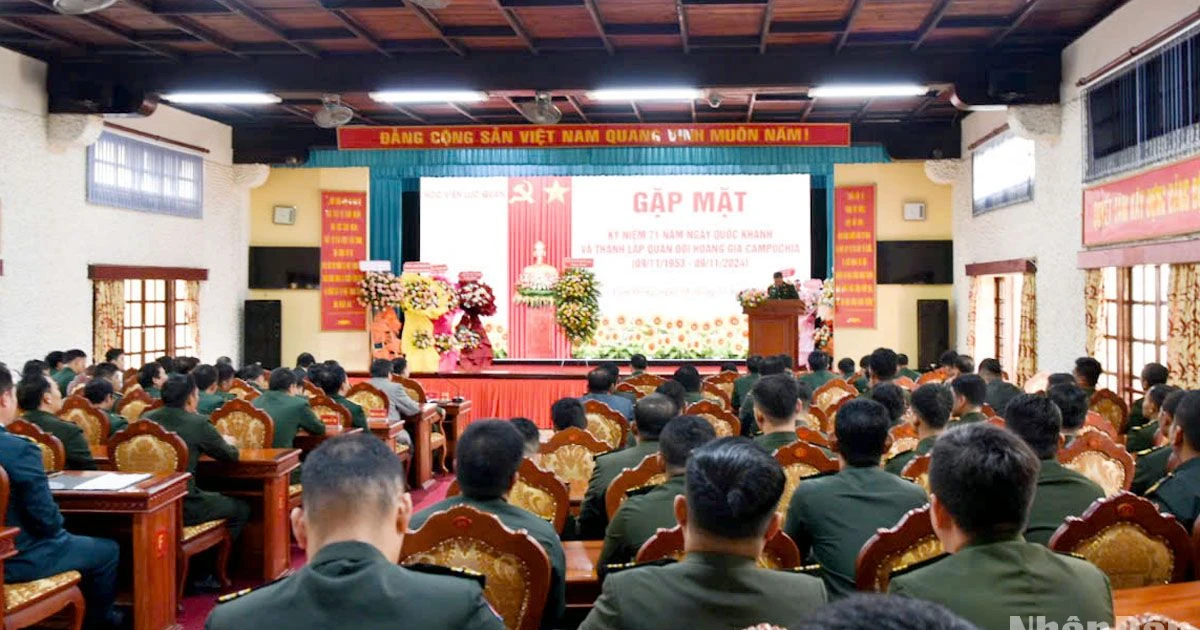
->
[249,167,371,372]
[833,162,953,364]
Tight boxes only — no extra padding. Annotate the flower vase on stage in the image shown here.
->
[457,274,498,372]
[514,241,559,359]
[359,271,405,361]
[431,272,462,373]
[398,272,449,373]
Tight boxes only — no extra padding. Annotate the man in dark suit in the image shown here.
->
[0,363,122,629]
[767,272,800,299]
[17,373,96,470]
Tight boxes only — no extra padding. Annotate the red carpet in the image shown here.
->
[177,475,453,629]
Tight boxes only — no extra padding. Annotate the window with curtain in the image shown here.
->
[972,132,1035,214]
[1094,264,1170,399]
[87,131,203,218]
[121,279,197,367]
[972,273,1024,376]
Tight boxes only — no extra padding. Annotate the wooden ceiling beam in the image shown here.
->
[757,0,774,53]
[319,0,406,8]
[407,3,467,56]
[745,92,756,122]
[324,6,394,58]
[989,0,1046,48]
[489,0,538,54]
[582,0,614,55]
[0,15,83,48]
[447,102,483,122]
[912,0,953,51]
[834,0,866,53]
[207,0,320,57]
[676,0,689,53]
[24,0,180,60]
[564,94,591,122]
[121,0,247,58]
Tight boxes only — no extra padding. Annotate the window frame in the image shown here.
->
[120,279,197,368]
[971,131,1036,215]
[1094,265,1170,401]
[86,131,204,218]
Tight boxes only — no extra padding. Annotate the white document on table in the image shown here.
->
[73,473,153,491]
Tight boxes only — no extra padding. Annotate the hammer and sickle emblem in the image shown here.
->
[510,181,534,204]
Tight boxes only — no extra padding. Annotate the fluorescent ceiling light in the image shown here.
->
[808,84,928,99]
[160,92,281,105]
[369,90,488,103]
[587,88,703,102]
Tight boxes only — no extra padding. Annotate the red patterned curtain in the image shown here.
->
[508,177,572,358]
[1168,263,1200,388]
[1016,272,1037,386]
[93,280,124,361]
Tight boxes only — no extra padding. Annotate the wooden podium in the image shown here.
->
[744,300,806,367]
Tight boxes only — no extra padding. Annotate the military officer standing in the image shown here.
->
[767,271,800,299]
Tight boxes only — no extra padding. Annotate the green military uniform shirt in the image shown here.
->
[738,393,760,437]
[598,475,683,572]
[985,380,1022,418]
[1148,456,1200,531]
[783,466,928,599]
[884,435,936,476]
[197,391,235,416]
[1024,459,1105,546]
[206,541,503,630]
[144,386,162,399]
[51,368,76,397]
[753,430,797,454]
[578,440,660,539]
[682,391,703,405]
[1126,419,1159,453]
[731,373,759,412]
[581,551,826,630]
[252,390,326,449]
[22,410,95,470]
[412,495,565,628]
[889,536,1113,630]
[1132,445,1171,495]
[798,370,836,392]
[852,376,868,394]
[955,410,989,424]
[1127,397,1147,433]
[898,367,921,381]
[105,410,128,436]
[767,283,800,300]
[332,394,369,431]
[144,406,246,528]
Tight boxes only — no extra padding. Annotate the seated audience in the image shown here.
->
[1128,384,1177,452]
[979,358,1020,417]
[314,364,373,433]
[1149,391,1200,530]
[253,368,326,451]
[626,353,648,378]
[655,380,688,414]
[778,353,795,371]
[206,434,502,630]
[1047,372,1077,389]
[739,355,788,436]
[1073,357,1103,398]
[720,362,739,374]
[581,368,635,421]
[216,356,234,366]
[412,421,565,628]
[950,374,988,423]
[22,359,49,378]
[869,383,907,427]
[598,362,637,404]
[1133,389,1186,495]
[295,352,317,378]
[1047,383,1090,445]
[784,399,927,599]
[598,416,716,572]
[731,355,762,411]
[798,351,835,392]
[0,363,123,629]
[91,361,123,397]
[897,354,921,381]
[865,347,899,390]
[44,351,66,376]
[51,349,86,396]
[853,355,870,393]
[938,350,960,380]
[752,374,806,453]
[139,361,167,398]
[837,357,857,382]
[581,437,827,630]
[156,356,177,376]
[550,397,588,432]
[104,348,125,369]
[237,364,268,392]
[794,593,979,630]
[82,378,129,436]
[193,364,235,416]
[579,394,676,539]
[215,361,237,394]
[175,357,200,375]
[885,384,952,476]
[1129,362,1169,431]
[955,354,975,375]
[889,423,1113,630]
[364,359,419,422]
[17,372,95,470]
[510,417,541,457]
[672,365,704,404]
[1004,394,1104,546]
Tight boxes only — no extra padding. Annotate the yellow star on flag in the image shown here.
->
[545,179,570,204]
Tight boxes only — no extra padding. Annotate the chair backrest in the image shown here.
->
[700,381,731,409]
[1090,389,1130,435]
[446,458,571,534]
[774,441,839,519]
[900,454,932,493]
[1049,491,1191,588]
[1080,411,1119,440]
[622,373,666,398]
[301,380,322,399]
[536,427,612,485]
[794,426,830,448]
[7,419,66,473]
[635,526,803,569]
[1057,430,1134,497]
[683,400,741,438]
[115,388,162,421]
[703,371,738,400]
[390,375,428,405]
[211,398,275,449]
[108,420,188,474]
[346,382,390,418]
[401,505,551,630]
[980,403,997,418]
[1023,371,1050,394]
[812,378,857,416]
[582,399,630,450]
[614,381,642,399]
[58,396,111,446]
[916,369,947,385]
[885,423,919,462]
[826,395,853,427]
[893,376,916,391]
[856,505,945,591]
[798,406,829,433]
[225,378,261,402]
[122,377,141,396]
[308,393,353,429]
[605,453,668,520]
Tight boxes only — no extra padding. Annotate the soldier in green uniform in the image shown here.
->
[1047,383,1090,446]
[16,374,96,470]
[252,368,326,449]
[1073,357,1103,400]
[949,374,989,423]
[138,361,167,398]
[578,394,676,539]
[193,364,236,417]
[979,359,1020,418]
[870,383,907,428]
[1128,362,1169,433]
[597,416,714,573]
[738,356,789,438]
[1133,389,1186,495]
[731,355,762,412]
[863,348,899,394]
[1148,391,1200,530]
[889,423,1114,630]
[51,349,87,398]
[625,353,648,379]
[309,363,368,431]
[751,375,806,453]
[767,271,800,299]
[237,364,268,394]
[81,379,128,436]
[798,351,836,392]
[885,384,952,476]
[206,433,503,630]
[836,357,857,383]
[1127,384,1177,453]
[582,437,826,630]
[671,365,704,405]
[411,421,565,628]
[896,353,921,382]
[784,399,928,599]
[1004,395,1104,545]
[852,355,870,393]
[597,362,638,406]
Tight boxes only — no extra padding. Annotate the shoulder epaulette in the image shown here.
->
[624,483,660,498]
[778,563,822,578]
[406,563,487,587]
[1135,445,1167,457]
[594,449,619,460]
[602,558,677,577]
[215,574,289,605]
[884,448,914,463]
[1053,550,1091,562]
[1145,473,1174,496]
[887,552,949,579]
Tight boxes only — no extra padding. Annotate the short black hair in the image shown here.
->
[0,363,12,397]
[1074,357,1103,388]
[192,364,218,392]
[868,348,898,381]
[955,355,975,374]
[16,374,52,411]
[63,349,87,363]
[1004,394,1063,460]
[216,356,233,366]
[314,363,348,397]
[292,368,308,384]
[751,374,799,425]
[598,362,620,380]
[746,355,763,374]
[156,355,176,374]
[586,368,616,394]
[837,358,856,374]
[869,383,908,425]
[1175,392,1200,451]
[859,355,870,369]
[793,594,979,630]
[1148,384,1180,409]
[369,359,392,378]
[1141,363,1169,387]
[807,351,830,372]
[950,374,987,406]
[796,380,813,406]
[215,362,236,386]
[83,378,114,405]
[22,360,47,378]
[174,357,200,374]
[686,437,784,540]
[1047,373,1077,389]
[834,399,891,467]
[759,356,787,376]
[44,351,65,369]
[660,415,717,470]
[979,358,1003,377]
[931,423,1039,540]
[92,362,119,382]
[778,354,794,370]
[268,367,298,392]
[1164,389,1188,418]
[550,397,587,431]
[630,354,648,370]
[104,348,124,363]
[773,271,784,279]
[938,350,959,368]
[302,433,406,527]
[509,417,540,445]
[655,381,687,414]
[634,393,677,440]
[455,420,524,500]
[296,353,316,368]
[910,384,952,430]
[896,353,910,367]
[1047,384,1089,431]
[720,362,739,374]
[138,362,164,389]
[391,358,408,375]
[161,374,198,408]
[672,365,702,393]
[237,364,265,383]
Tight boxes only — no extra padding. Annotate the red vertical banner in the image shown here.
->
[321,190,368,331]
[834,186,876,328]
[508,177,573,358]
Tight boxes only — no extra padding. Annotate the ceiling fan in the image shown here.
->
[520,92,563,125]
[313,94,355,129]
[53,0,117,14]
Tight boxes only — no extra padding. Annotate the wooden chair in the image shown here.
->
[885,423,919,462]
[621,373,666,398]
[900,454,932,493]
[981,403,997,418]
[703,371,738,403]
[774,441,839,519]
[700,381,731,409]
[57,396,111,447]
[614,382,642,399]
[300,380,322,399]
[1091,389,1130,436]
[0,466,86,630]
[1058,430,1134,497]
[121,376,141,396]
[812,379,857,417]
[916,369,948,385]
[225,378,261,402]
[826,395,853,428]
[108,420,232,604]
[346,382,389,418]
[893,376,916,391]
[684,400,741,438]
[308,393,353,429]
[635,525,803,569]
[605,454,668,520]
[6,420,65,473]
[856,506,945,591]
[1049,491,1191,589]
[536,427,612,486]
[582,400,630,451]
[794,426,830,448]
[389,374,428,404]
[210,399,275,450]
[798,406,829,434]
[1079,410,1120,440]
[402,505,551,630]
[122,367,138,383]
[114,388,162,421]
[349,382,446,473]
[447,458,571,534]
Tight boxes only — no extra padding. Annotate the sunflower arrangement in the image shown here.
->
[553,268,601,346]
[358,272,403,310]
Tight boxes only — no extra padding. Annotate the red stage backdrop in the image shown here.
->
[321,190,367,331]
[1083,154,1200,246]
[508,177,572,358]
[834,186,877,329]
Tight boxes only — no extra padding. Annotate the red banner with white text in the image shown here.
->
[321,190,367,331]
[1083,154,1200,246]
[834,186,876,329]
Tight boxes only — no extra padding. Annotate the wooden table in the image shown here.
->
[404,403,443,490]
[564,540,603,608]
[434,399,472,472]
[53,471,189,630]
[1114,581,1200,625]
[294,424,362,455]
[569,481,585,516]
